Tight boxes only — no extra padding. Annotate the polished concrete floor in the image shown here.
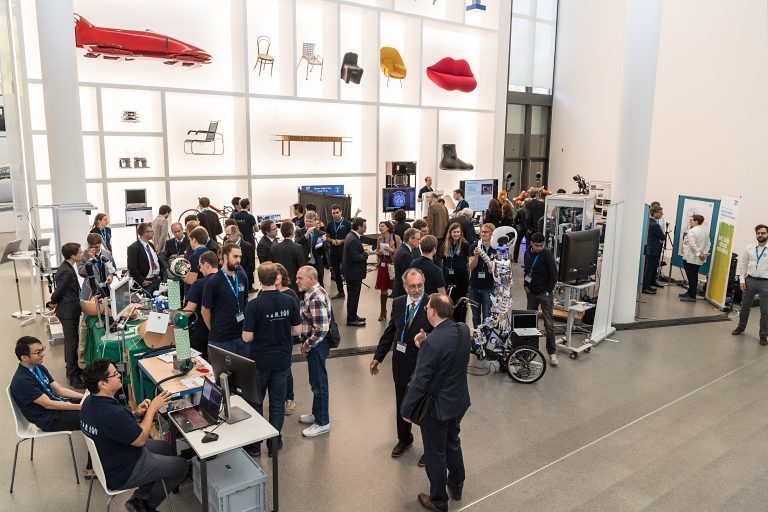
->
[2,240,766,511]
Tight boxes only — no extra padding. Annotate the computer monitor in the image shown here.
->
[208,345,260,424]
[109,274,133,321]
[382,187,416,212]
[460,179,499,212]
[558,229,600,284]
[125,188,147,207]
[200,378,223,420]
[256,213,282,224]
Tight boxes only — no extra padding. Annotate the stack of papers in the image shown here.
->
[156,348,202,364]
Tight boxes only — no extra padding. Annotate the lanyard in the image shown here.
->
[191,246,206,257]
[757,246,767,266]
[528,254,540,277]
[400,293,425,342]
[27,366,61,401]
[174,237,184,255]
[101,228,107,243]
[222,270,242,313]
[450,243,459,258]
[333,218,344,234]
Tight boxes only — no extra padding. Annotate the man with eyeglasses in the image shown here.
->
[10,336,94,477]
[257,219,279,264]
[80,359,187,512]
[371,268,432,464]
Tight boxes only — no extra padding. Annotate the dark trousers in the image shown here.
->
[394,383,413,444]
[513,231,526,262]
[526,291,556,354]
[643,254,660,290]
[251,367,289,451]
[60,316,81,379]
[142,277,161,297]
[684,261,700,298]
[444,271,469,305]
[421,414,465,512]
[738,276,768,337]
[330,253,344,294]
[312,260,325,288]
[120,439,188,510]
[47,408,92,469]
[346,279,363,321]
[307,340,330,426]
[190,335,208,361]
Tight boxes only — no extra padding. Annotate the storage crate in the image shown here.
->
[192,448,268,512]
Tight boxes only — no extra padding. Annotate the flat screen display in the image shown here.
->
[382,188,416,212]
[461,179,498,213]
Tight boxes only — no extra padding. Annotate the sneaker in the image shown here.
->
[302,423,330,437]
[549,354,559,366]
[285,400,296,416]
[299,413,315,424]
[680,296,696,302]
[83,468,95,480]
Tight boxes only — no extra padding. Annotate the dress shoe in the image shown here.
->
[651,282,665,288]
[680,296,696,302]
[332,292,345,299]
[732,327,745,336]
[678,292,689,297]
[347,320,366,327]
[761,336,768,346]
[69,375,86,389]
[418,454,426,467]
[641,288,657,295]
[447,486,462,501]
[356,316,367,322]
[391,441,412,458]
[125,497,150,512]
[418,493,441,512]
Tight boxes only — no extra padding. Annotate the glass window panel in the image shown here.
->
[533,21,555,90]
[512,0,533,16]
[536,0,557,21]
[526,161,546,189]
[505,104,525,158]
[509,17,533,90]
[529,106,549,157]
[503,160,523,197]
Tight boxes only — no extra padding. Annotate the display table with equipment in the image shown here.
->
[137,350,213,403]
[555,281,596,359]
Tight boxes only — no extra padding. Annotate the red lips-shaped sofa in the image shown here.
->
[426,57,477,92]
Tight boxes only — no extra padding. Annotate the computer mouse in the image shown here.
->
[202,432,219,443]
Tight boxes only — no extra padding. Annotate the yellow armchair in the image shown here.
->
[380,47,406,86]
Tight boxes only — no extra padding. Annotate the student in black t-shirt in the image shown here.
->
[242,263,301,457]
[409,235,446,295]
[201,242,250,358]
[233,198,258,247]
[274,263,300,416]
[183,250,219,359]
[442,223,470,303]
[183,226,211,293]
[80,359,186,512]
[468,223,497,327]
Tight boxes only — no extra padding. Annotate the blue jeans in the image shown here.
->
[249,367,289,451]
[468,287,492,327]
[208,338,249,358]
[307,340,330,425]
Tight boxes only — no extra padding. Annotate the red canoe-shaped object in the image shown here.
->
[426,57,477,92]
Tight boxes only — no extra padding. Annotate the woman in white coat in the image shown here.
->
[681,214,711,302]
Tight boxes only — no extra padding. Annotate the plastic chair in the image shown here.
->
[84,435,174,512]
[380,47,406,87]
[297,42,323,80]
[253,36,274,76]
[183,121,224,156]
[7,385,80,493]
[340,52,363,84]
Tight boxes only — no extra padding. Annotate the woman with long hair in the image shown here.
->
[442,222,470,303]
[483,198,502,227]
[375,221,401,321]
[501,202,516,228]
[90,213,112,252]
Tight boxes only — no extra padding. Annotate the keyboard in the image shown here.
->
[181,407,208,429]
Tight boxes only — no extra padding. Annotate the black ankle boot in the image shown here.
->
[439,144,474,170]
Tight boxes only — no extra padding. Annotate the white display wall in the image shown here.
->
[16,0,510,264]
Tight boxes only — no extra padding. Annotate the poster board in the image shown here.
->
[589,181,612,226]
[670,195,720,276]
[705,195,740,309]
[589,201,622,345]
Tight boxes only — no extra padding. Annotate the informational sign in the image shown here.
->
[589,181,612,226]
[705,195,740,309]
[300,185,344,195]
[670,195,720,276]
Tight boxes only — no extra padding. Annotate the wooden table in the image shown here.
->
[273,134,351,156]
[137,351,213,401]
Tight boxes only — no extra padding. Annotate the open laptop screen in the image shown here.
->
[200,378,222,419]
[513,313,538,330]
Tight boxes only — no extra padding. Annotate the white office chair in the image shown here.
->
[84,435,174,512]
[7,385,80,493]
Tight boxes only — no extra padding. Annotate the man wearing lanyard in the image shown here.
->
[201,242,250,357]
[78,233,115,294]
[182,226,211,292]
[371,269,432,465]
[295,211,328,286]
[126,223,163,296]
[225,225,255,291]
[468,224,497,328]
[523,232,559,366]
[162,222,190,263]
[327,204,352,299]
[733,224,768,345]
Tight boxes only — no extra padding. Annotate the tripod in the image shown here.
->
[659,222,688,288]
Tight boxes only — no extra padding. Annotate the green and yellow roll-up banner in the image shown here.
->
[706,195,741,309]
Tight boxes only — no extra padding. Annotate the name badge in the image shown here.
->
[478,272,486,279]
[524,275,532,284]
[448,269,455,275]
[235,312,245,323]
[396,341,407,353]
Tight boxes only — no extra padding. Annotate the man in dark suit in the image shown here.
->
[295,211,327,286]
[270,221,307,293]
[225,225,255,290]
[162,222,190,262]
[342,217,371,326]
[257,219,278,263]
[48,242,85,388]
[401,294,470,512]
[371,268,432,460]
[127,223,164,296]
[197,196,223,240]
[643,205,666,294]
[393,228,421,298]
[525,190,545,238]
[326,204,352,299]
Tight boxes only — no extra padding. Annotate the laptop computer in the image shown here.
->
[170,378,223,433]
[512,312,542,337]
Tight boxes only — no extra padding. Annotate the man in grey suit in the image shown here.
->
[392,228,421,298]
[401,294,470,512]
[342,217,371,326]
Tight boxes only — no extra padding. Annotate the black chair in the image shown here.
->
[340,52,363,84]
[184,121,224,155]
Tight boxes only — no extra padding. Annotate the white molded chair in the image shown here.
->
[7,385,80,493]
[84,435,174,512]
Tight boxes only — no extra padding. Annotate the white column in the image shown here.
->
[35,0,88,247]
[611,0,663,323]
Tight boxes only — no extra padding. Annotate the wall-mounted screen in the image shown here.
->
[382,187,416,212]
[460,179,498,212]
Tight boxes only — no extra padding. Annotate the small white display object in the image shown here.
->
[125,207,153,226]
[543,194,596,258]
[147,312,170,334]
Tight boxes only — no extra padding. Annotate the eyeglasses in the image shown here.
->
[31,347,45,356]
[107,371,122,380]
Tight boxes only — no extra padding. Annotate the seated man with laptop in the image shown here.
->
[81,359,188,512]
